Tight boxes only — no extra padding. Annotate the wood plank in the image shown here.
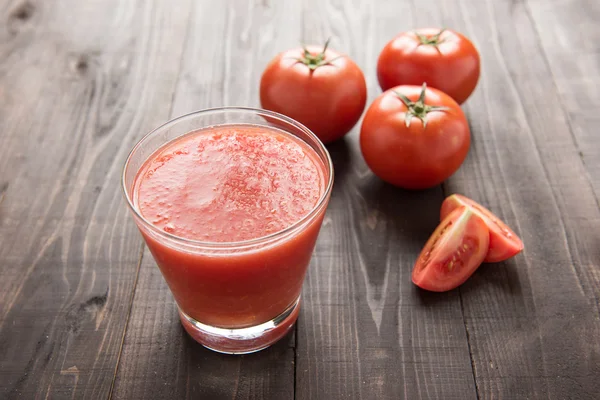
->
[0,0,189,398]
[295,1,478,399]
[440,0,600,398]
[526,0,600,199]
[2,0,597,399]
[110,1,301,398]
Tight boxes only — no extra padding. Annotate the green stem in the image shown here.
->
[394,83,448,128]
[296,38,342,70]
[415,28,447,47]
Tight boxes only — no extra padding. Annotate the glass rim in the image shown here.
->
[121,106,334,249]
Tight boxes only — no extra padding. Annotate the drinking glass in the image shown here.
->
[122,107,333,354]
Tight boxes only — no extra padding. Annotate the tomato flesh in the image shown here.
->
[440,194,524,263]
[412,206,489,292]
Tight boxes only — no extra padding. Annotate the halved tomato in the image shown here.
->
[412,206,489,292]
[440,194,524,263]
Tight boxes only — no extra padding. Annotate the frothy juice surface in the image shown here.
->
[135,125,324,242]
[133,124,328,328]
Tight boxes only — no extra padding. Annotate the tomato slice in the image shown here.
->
[412,206,489,292]
[440,194,524,263]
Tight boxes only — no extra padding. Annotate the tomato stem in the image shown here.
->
[294,38,342,71]
[415,28,446,47]
[394,83,448,128]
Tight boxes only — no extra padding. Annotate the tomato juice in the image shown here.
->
[131,124,329,329]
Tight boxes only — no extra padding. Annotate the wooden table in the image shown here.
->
[1,0,599,398]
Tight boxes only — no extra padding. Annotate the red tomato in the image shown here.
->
[377,28,480,104]
[412,206,490,292]
[440,194,524,263]
[260,41,367,144]
[360,84,470,189]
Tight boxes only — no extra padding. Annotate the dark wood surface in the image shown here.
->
[1,0,598,399]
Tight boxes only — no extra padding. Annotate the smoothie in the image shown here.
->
[132,124,327,329]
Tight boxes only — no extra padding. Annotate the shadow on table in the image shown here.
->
[413,261,523,312]
[464,257,523,294]
[357,176,523,301]
[361,175,445,252]
[179,326,295,397]
[413,243,523,306]
[318,135,523,303]
[325,136,352,193]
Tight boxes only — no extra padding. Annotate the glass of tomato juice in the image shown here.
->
[122,107,333,354]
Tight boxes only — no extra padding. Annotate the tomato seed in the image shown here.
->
[428,221,453,251]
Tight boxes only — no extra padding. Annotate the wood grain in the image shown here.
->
[295,1,477,399]
[527,0,600,201]
[110,1,300,398]
[0,0,189,398]
[1,0,599,399]
[442,0,600,398]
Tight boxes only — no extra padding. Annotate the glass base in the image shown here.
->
[178,297,300,354]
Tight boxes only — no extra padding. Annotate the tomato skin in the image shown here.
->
[412,206,490,292]
[377,28,480,104]
[260,46,367,144]
[359,85,470,189]
[440,194,524,263]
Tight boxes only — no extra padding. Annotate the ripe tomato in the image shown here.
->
[412,206,489,292]
[440,194,524,263]
[260,40,367,144]
[359,84,470,189]
[377,28,480,104]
